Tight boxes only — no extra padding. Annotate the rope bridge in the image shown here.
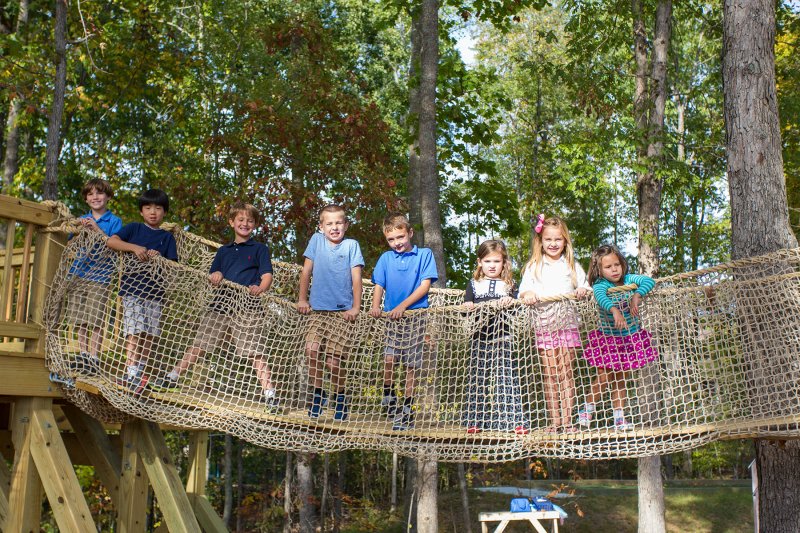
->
[42,228,800,462]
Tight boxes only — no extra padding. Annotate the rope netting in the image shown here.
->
[42,227,800,462]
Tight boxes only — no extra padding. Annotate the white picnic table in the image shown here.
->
[478,509,561,533]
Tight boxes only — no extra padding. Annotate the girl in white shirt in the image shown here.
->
[519,215,590,433]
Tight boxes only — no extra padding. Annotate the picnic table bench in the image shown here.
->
[478,509,561,533]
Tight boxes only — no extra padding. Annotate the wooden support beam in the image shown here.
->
[0,195,56,226]
[0,355,62,397]
[27,227,66,355]
[135,420,201,532]
[61,405,122,502]
[0,440,10,527]
[187,430,209,496]
[189,493,229,533]
[5,397,45,532]
[29,399,96,532]
[119,422,149,533]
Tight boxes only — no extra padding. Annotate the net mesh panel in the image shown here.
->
[43,228,800,462]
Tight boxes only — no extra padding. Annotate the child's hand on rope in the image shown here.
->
[463,301,476,311]
[249,285,267,296]
[342,308,359,322]
[297,300,311,314]
[208,272,223,286]
[387,306,407,320]
[368,306,383,318]
[131,245,150,262]
[629,293,643,317]
[498,296,514,307]
[80,218,100,232]
[611,307,627,329]
[575,287,589,300]
[520,291,538,305]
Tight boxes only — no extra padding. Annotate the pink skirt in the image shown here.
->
[536,328,582,350]
[582,329,658,370]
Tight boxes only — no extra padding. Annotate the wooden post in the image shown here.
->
[187,430,229,533]
[5,397,45,532]
[62,405,122,502]
[27,225,65,355]
[119,422,149,533]
[187,430,209,496]
[135,420,201,531]
[28,399,96,532]
[0,441,10,526]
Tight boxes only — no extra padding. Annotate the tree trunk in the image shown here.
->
[223,434,233,526]
[2,0,29,194]
[236,439,244,533]
[283,453,293,533]
[320,453,329,533]
[416,0,445,282]
[42,0,67,200]
[723,1,800,531]
[407,14,423,240]
[634,3,672,533]
[391,451,398,514]
[405,457,417,532]
[332,452,343,533]
[457,463,472,533]
[297,452,317,533]
[416,457,438,533]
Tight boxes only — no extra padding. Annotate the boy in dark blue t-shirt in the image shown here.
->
[151,202,276,408]
[107,189,178,392]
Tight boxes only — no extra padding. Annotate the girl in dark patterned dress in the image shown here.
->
[462,240,527,435]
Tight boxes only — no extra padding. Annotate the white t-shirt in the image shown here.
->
[518,255,590,299]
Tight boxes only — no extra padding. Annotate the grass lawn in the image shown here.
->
[435,480,754,533]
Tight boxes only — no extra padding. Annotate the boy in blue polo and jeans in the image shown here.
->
[107,189,178,393]
[369,213,438,430]
[297,204,364,420]
[66,178,122,374]
[151,202,276,407]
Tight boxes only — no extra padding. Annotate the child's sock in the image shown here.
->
[383,384,395,398]
[613,408,625,420]
[403,397,413,408]
[583,402,596,414]
[126,365,140,379]
[166,371,179,381]
[263,388,276,399]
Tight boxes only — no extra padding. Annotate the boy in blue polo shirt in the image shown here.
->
[369,213,438,430]
[297,204,364,420]
[151,202,276,407]
[67,178,122,374]
[107,189,178,393]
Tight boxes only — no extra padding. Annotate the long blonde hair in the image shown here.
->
[472,239,514,285]
[524,216,578,287]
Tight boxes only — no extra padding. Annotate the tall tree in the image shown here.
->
[632,2,672,532]
[42,0,67,200]
[723,1,800,531]
[2,0,28,194]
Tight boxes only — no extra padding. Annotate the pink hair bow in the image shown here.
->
[534,213,545,234]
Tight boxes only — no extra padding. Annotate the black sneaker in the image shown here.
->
[116,373,149,395]
[392,405,415,431]
[261,394,280,413]
[381,395,397,418]
[69,353,100,376]
[150,375,180,392]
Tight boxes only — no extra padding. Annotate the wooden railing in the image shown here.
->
[0,194,64,396]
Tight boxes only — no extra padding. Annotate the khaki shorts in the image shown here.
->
[305,312,352,358]
[66,280,113,326]
[192,311,263,356]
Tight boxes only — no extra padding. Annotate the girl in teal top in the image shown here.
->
[578,245,659,430]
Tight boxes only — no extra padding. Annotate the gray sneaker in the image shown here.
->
[150,375,180,392]
[392,405,415,431]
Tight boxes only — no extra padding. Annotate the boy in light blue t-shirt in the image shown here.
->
[369,213,438,431]
[67,178,122,374]
[297,205,364,420]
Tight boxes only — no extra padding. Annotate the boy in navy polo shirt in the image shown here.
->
[151,202,276,407]
[107,189,178,392]
[369,213,438,430]
[297,204,364,420]
[66,178,122,374]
